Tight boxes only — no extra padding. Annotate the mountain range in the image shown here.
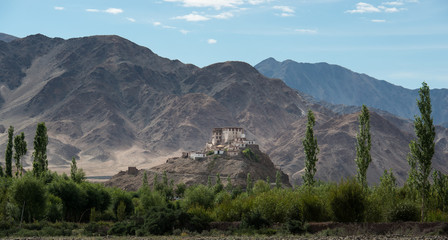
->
[0,33,446,185]
[255,58,448,128]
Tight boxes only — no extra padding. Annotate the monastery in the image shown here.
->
[182,127,257,160]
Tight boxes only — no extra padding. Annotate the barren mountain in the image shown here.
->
[0,33,18,43]
[268,112,448,185]
[255,58,448,125]
[0,34,446,185]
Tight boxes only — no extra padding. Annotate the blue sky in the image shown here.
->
[1,0,447,89]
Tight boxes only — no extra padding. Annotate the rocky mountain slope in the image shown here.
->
[0,34,446,185]
[0,33,18,42]
[255,58,448,125]
[105,145,290,191]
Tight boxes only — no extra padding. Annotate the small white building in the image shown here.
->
[190,152,205,159]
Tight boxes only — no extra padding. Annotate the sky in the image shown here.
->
[0,0,447,89]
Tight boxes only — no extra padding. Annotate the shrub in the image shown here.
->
[299,189,328,222]
[286,202,305,234]
[12,175,48,222]
[187,205,212,232]
[241,210,270,229]
[46,194,63,222]
[141,206,178,235]
[242,148,258,162]
[253,180,270,195]
[253,189,300,223]
[110,189,134,220]
[387,201,420,222]
[329,178,366,222]
[183,185,215,210]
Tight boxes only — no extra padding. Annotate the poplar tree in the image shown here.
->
[5,126,14,177]
[302,110,319,186]
[407,82,435,221]
[355,105,372,189]
[14,132,27,177]
[32,122,48,176]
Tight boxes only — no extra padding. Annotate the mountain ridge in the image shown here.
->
[0,34,446,186]
[255,58,448,125]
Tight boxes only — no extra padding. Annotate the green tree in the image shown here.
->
[275,170,282,189]
[5,126,14,178]
[407,82,435,221]
[246,173,253,194]
[0,166,3,177]
[214,173,223,194]
[32,122,48,177]
[302,110,319,186]
[14,132,27,177]
[70,157,85,183]
[12,175,47,222]
[142,170,148,187]
[355,105,372,189]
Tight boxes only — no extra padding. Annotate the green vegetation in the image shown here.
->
[0,81,446,237]
[355,105,372,189]
[242,148,258,162]
[407,82,436,221]
[14,132,27,177]
[302,109,319,186]
[5,126,14,178]
[32,122,48,177]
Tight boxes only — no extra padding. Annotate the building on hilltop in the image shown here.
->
[182,127,257,160]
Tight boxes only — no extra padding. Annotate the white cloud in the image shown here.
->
[105,8,123,14]
[207,39,217,44]
[86,9,100,12]
[126,17,136,22]
[273,6,294,13]
[346,2,380,13]
[173,13,210,21]
[54,6,64,11]
[248,0,272,4]
[153,21,162,26]
[383,1,404,6]
[295,29,317,34]
[164,0,244,10]
[180,29,190,34]
[162,25,176,29]
[378,5,405,12]
[213,11,234,19]
[371,19,386,22]
[273,5,295,17]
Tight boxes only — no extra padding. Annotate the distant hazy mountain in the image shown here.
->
[255,58,448,125]
[0,33,19,42]
[0,34,446,185]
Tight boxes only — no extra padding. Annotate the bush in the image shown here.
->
[141,206,178,235]
[253,189,300,223]
[110,189,134,220]
[241,210,270,229]
[12,175,48,222]
[107,220,138,236]
[183,185,215,210]
[286,203,305,234]
[299,189,329,222]
[387,201,420,222]
[329,178,366,222]
[187,205,212,233]
[46,194,63,222]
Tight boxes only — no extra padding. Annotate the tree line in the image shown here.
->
[0,82,446,238]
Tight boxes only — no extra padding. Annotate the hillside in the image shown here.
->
[0,33,18,42]
[0,34,446,185]
[255,58,448,125]
[105,145,290,191]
